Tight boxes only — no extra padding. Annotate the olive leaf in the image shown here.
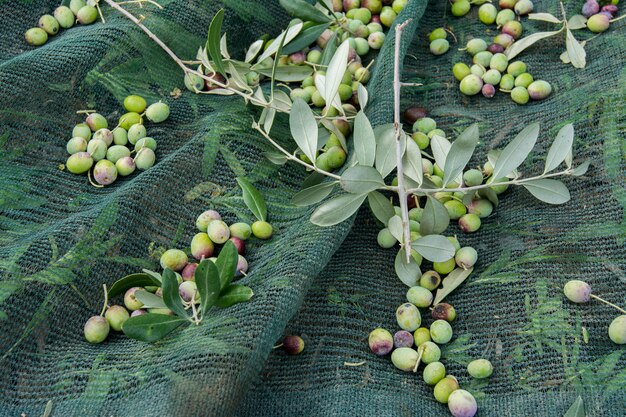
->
[245,39,264,63]
[320,118,348,152]
[571,161,590,176]
[195,259,221,315]
[290,98,319,164]
[257,64,313,82]
[375,124,403,178]
[478,187,499,207]
[430,135,451,172]
[320,31,338,66]
[491,123,540,181]
[528,12,562,24]
[263,108,276,133]
[563,396,585,417]
[443,124,479,186]
[134,290,168,309]
[433,267,474,305]
[522,179,571,204]
[314,73,342,113]
[272,89,293,112]
[216,284,254,308]
[420,196,450,236]
[220,33,230,59]
[302,171,325,188]
[279,0,332,23]
[340,165,385,194]
[395,248,422,287]
[353,111,376,166]
[567,15,588,30]
[107,273,161,298]
[387,215,404,243]
[324,39,350,111]
[487,150,517,179]
[357,84,368,109]
[269,22,291,99]
[236,177,267,222]
[544,124,574,173]
[161,269,189,320]
[141,269,162,283]
[282,23,330,55]
[411,235,456,262]
[310,193,367,226]
[367,191,395,224]
[565,29,586,69]
[403,137,423,186]
[207,9,227,77]
[215,240,239,290]
[291,181,337,206]
[255,23,303,65]
[122,314,188,343]
[505,29,563,60]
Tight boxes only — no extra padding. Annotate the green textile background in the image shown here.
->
[0,0,624,416]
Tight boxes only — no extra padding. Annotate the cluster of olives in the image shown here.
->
[65,95,170,186]
[24,0,99,46]
[427,27,451,56]
[451,0,534,18]
[563,280,626,345]
[84,208,273,343]
[453,41,551,103]
[582,0,620,33]
[369,298,492,417]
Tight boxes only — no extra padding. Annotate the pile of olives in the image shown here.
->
[65,95,169,186]
[582,0,620,33]
[25,0,99,46]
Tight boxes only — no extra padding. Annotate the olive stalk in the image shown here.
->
[590,294,626,315]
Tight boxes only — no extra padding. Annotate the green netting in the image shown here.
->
[0,0,625,416]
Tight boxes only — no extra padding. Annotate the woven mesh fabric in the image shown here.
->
[0,0,624,416]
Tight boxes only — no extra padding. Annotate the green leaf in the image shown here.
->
[357,84,368,109]
[255,23,303,65]
[491,123,540,181]
[443,124,479,186]
[279,0,332,23]
[387,215,404,243]
[395,249,422,287]
[320,32,338,66]
[478,187,499,207]
[544,124,574,173]
[122,314,187,343]
[374,124,400,178]
[403,137,423,186]
[567,15,588,30]
[290,98,319,164]
[522,179,571,204]
[353,111,376,166]
[528,13,562,24]
[320,118,348,152]
[215,240,239,290]
[324,39,350,110]
[420,196,450,235]
[206,9,227,77]
[571,161,590,176]
[141,269,162,283]
[220,33,230,59]
[433,267,474,305]
[264,151,288,165]
[245,39,264,63]
[430,135,451,172]
[216,284,254,308]
[505,29,563,60]
[310,193,367,226]
[411,235,456,262]
[302,171,325,188]
[282,23,330,55]
[162,269,189,320]
[563,396,585,417]
[195,259,221,315]
[565,29,586,69]
[340,165,385,194]
[236,177,267,222]
[134,290,167,309]
[107,273,161,298]
[367,191,395,224]
[292,181,337,206]
[257,65,314,82]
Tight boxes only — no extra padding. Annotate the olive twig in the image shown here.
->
[590,294,626,315]
[99,284,109,317]
[190,295,201,325]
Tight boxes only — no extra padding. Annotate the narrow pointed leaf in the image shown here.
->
[161,269,189,319]
[563,396,585,417]
[216,285,254,308]
[571,160,590,176]
[320,118,347,152]
[340,165,384,194]
[357,84,368,109]
[220,33,230,59]
[108,273,161,298]
[134,290,167,309]
[257,64,314,82]
[122,314,187,343]
[302,171,325,188]
[255,23,303,65]
[403,138,423,186]
[206,9,227,77]
[420,196,450,235]
[544,124,574,173]
[236,177,267,222]
[367,191,395,224]
[264,152,287,165]
[320,32,338,66]
[353,111,376,166]
[310,193,367,226]
[290,98,319,164]
[411,235,456,262]
[245,39,264,63]
[568,15,588,30]
[491,123,540,181]
[324,40,350,110]
[141,269,162,283]
[195,259,221,314]
[387,215,404,243]
[433,267,473,305]
[395,249,422,287]
[566,29,586,69]
[430,135,451,172]
[478,187,499,207]
[522,179,571,204]
[215,240,239,290]
[282,23,330,55]
[279,0,332,22]
[528,13,562,24]
[443,124,479,186]
[505,30,563,60]
[374,124,402,177]
[291,182,337,206]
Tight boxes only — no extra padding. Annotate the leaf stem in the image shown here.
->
[590,294,626,314]
[100,284,109,316]
[393,20,413,263]
[190,296,201,324]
